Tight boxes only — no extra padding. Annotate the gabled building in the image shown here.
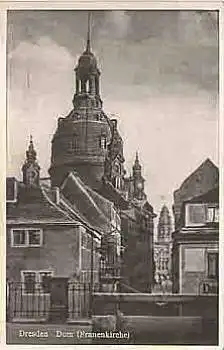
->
[7,138,121,288]
[172,159,219,295]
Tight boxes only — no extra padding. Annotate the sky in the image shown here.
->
[7,10,219,230]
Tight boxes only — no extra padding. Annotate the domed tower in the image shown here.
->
[49,13,112,189]
[22,135,40,187]
[157,205,172,242]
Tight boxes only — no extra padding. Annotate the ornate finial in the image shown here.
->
[26,134,37,163]
[86,11,91,53]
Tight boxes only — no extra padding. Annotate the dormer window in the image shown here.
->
[185,203,219,227]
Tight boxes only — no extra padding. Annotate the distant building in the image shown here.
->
[172,159,219,294]
[153,205,172,290]
[121,153,156,292]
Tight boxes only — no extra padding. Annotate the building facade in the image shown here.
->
[172,159,219,295]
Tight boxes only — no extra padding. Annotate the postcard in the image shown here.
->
[1,2,222,347]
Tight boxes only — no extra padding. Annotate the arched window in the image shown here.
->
[115,176,121,189]
[99,136,107,149]
[87,80,91,93]
[115,163,120,174]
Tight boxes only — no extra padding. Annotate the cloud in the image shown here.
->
[7,36,74,178]
[96,11,131,39]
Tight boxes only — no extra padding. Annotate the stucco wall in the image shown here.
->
[180,243,218,294]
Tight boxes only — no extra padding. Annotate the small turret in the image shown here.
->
[132,152,146,201]
[22,135,40,186]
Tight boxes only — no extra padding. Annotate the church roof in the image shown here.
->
[60,171,115,234]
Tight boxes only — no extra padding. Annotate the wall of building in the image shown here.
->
[121,211,154,292]
[179,242,218,294]
[7,224,101,282]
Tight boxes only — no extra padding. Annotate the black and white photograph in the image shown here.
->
[5,7,219,345]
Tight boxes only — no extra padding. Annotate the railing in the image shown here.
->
[99,260,121,282]
[7,282,95,322]
[68,282,90,319]
[7,282,51,321]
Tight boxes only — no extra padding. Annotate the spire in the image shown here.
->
[133,151,141,171]
[26,135,37,163]
[22,135,40,186]
[86,11,91,53]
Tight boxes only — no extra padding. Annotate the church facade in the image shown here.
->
[6,17,156,298]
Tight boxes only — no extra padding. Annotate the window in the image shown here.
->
[12,229,26,246]
[115,176,121,189]
[23,272,36,293]
[21,271,53,294]
[186,204,206,226]
[207,252,218,279]
[207,206,219,223]
[99,136,107,149]
[185,203,219,227]
[11,229,43,247]
[6,177,17,203]
[185,248,204,272]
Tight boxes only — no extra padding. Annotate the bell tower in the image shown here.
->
[73,12,102,111]
[132,152,146,201]
[49,12,112,189]
[22,135,40,187]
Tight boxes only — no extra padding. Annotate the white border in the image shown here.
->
[1,2,223,350]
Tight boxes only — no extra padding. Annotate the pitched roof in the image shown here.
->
[7,182,73,223]
[61,172,114,233]
[177,158,218,197]
[173,158,219,228]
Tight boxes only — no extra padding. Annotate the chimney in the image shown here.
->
[53,186,60,205]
